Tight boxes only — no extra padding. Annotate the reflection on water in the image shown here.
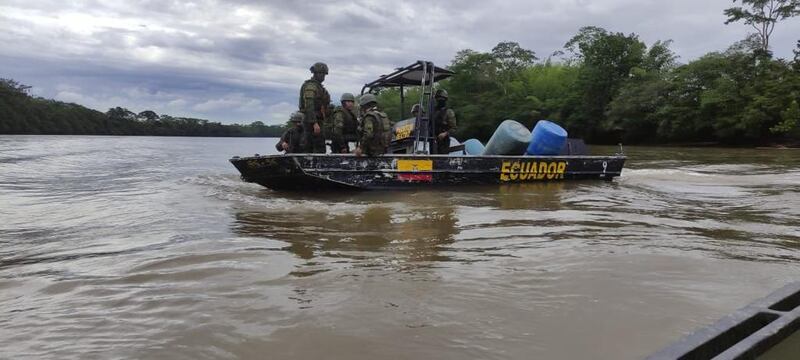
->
[233,192,460,269]
[1,136,799,359]
[496,182,567,209]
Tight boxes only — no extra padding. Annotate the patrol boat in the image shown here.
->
[230,61,626,191]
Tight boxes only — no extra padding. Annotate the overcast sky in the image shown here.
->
[2,0,798,125]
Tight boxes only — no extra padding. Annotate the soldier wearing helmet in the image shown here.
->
[431,89,457,154]
[298,62,331,153]
[411,103,424,118]
[275,111,305,153]
[355,93,393,157]
[330,92,360,153]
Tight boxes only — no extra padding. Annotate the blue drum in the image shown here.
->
[463,139,485,155]
[526,120,567,156]
[482,120,531,155]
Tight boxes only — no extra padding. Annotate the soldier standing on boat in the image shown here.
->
[330,93,360,153]
[299,62,331,153]
[431,89,457,154]
[355,93,392,157]
[275,112,305,153]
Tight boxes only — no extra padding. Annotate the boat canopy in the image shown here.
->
[360,61,455,93]
[359,60,456,155]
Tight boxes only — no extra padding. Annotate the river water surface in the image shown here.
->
[1,135,799,359]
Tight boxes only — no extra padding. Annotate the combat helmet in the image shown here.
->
[435,89,449,99]
[340,93,355,102]
[310,62,329,74]
[359,93,377,107]
[290,111,304,123]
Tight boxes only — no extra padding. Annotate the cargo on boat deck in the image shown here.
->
[482,120,531,156]
[463,139,485,155]
[528,120,568,156]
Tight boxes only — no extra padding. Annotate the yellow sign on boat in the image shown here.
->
[397,159,433,172]
[500,160,567,181]
[394,123,414,140]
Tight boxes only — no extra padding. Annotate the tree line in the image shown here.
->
[2,0,798,145]
[375,1,800,146]
[0,79,285,137]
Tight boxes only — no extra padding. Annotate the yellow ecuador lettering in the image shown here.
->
[537,163,547,179]
[509,163,520,180]
[519,163,529,180]
[547,163,558,179]
[500,161,511,181]
[500,161,567,182]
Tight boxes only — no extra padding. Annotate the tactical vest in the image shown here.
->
[299,79,331,121]
[365,108,392,147]
[341,108,358,138]
[329,106,358,139]
[432,106,451,131]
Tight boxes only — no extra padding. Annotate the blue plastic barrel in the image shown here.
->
[463,139,485,155]
[448,137,462,155]
[526,120,568,155]
[482,120,531,155]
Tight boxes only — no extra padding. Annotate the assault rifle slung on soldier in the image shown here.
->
[229,61,627,191]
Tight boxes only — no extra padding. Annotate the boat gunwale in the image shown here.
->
[230,153,627,162]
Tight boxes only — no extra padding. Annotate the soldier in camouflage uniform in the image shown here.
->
[355,93,392,157]
[275,112,304,153]
[431,89,457,154]
[330,93,360,153]
[299,62,331,153]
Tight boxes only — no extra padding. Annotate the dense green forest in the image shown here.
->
[377,31,800,145]
[375,0,800,145]
[2,0,798,144]
[0,79,285,137]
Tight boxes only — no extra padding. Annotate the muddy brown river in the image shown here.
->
[1,135,798,359]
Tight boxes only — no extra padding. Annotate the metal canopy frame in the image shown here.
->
[360,60,456,154]
[360,61,455,91]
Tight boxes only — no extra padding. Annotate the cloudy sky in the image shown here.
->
[2,0,798,125]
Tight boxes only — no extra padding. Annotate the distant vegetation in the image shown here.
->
[376,0,800,146]
[2,0,798,144]
[0,79,284,137]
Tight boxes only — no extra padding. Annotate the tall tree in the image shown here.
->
[563,26,647,140]
[491,42,537,75]
[0,78,32,97]
[724,0,800,56]
[491,42,537,95]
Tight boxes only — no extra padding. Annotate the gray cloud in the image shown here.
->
[1,0,798,125]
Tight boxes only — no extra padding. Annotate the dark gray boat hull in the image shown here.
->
[229,154,625,191]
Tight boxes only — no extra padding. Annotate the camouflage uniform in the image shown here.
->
[358,94,392,156]
[299,62,331,153]
[275,112,304,153]
[432,89,457,154]
[276,126,303,153]
[331,106,359,153]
